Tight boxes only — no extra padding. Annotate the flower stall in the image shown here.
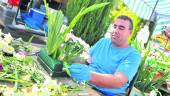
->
[0,0,170,96]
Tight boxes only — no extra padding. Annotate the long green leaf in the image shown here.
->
[51,3,110,56]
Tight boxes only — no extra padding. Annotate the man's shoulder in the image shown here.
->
[128,46,141,56]
[100,37,110,41]
[98,37,111,43]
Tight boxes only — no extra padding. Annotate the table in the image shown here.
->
[32,42,101,96]
[3,24,46,44]
[0,26,101,96]
[32,44,101,96]
[0,42,101,96]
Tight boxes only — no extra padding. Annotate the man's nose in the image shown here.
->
[112,28,118,34]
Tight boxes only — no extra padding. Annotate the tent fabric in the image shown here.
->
[154,16,170,35]
[123,0,170,35]
[123,0,153,20]
[144,0,170,18]
[123,0,170,20]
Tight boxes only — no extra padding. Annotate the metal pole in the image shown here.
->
[145,0,159,47]
[14,0,21,23]
[149,0,159,21]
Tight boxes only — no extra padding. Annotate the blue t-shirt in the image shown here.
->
[89,38,141,96]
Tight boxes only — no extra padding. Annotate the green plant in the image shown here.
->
[0,32,44,88]
[44,0,109,59]
[135,58,170,94]
[131,40,170,94]
[31,79,86,96]
[66,0,114,45]
[148,50,170,72]
[131,39,143,53]
[0,52,44,91]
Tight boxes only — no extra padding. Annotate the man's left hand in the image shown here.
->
[69,63,92,82]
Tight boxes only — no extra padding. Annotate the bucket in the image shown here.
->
[29,8,46,26]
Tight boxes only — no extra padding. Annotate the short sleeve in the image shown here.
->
[115,51,141,82]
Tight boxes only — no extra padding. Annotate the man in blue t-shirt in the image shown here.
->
[69,15,141,96]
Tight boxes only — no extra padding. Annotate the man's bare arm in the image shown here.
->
[90,72,128,88]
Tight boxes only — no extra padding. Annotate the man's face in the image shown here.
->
[110,19,131,47]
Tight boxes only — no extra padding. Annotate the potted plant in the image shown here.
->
[130,40,170,96]
[37,0,110,77]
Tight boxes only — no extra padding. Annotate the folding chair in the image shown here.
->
[126,71,139,96]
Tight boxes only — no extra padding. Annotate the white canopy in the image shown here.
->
[123,0,170,34]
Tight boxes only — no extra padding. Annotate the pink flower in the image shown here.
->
[18,51,27,56]
[15,51,28,60]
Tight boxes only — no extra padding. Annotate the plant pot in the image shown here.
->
[37,48,67,77]
[129,87,149,96]
[3,50,13,56]
[166,81,170,90]
[2,46,15,57]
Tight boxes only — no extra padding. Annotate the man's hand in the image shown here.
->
[80,51,92,64]
[69,63,93,82]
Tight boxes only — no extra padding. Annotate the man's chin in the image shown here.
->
[111,40,117,44]
[111,38,118,42]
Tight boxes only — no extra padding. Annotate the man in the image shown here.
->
[69,15,141,96]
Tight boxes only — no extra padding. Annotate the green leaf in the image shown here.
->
[63,62,71,76]
[44,0,109,60]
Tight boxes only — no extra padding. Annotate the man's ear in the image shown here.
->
[129,30,132,35]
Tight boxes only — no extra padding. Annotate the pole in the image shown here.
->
[148,0,159,21]
[145,0,159,47]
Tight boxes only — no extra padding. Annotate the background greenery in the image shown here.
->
[66,0,145,45]
[66,0,114,45]
[131,40,170,94]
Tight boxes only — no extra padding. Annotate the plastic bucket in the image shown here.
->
[29,8,46,26]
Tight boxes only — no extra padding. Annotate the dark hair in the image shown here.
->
[117,15,133,30]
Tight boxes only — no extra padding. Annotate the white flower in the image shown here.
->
[0,29,3,36]
[137,25,150,44]
[149,89,158,96]
[32,84,41,96]
[80,51,92,63]
[78,38,90,51]
[0,40,8,50]
[3,45,15,54]
[3,33,13,44]
[69,33,90,50]
[60,25,68,33]
[105,24,112,38]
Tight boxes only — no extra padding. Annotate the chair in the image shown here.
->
[91,72,139,96]
[126,72,139,96]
